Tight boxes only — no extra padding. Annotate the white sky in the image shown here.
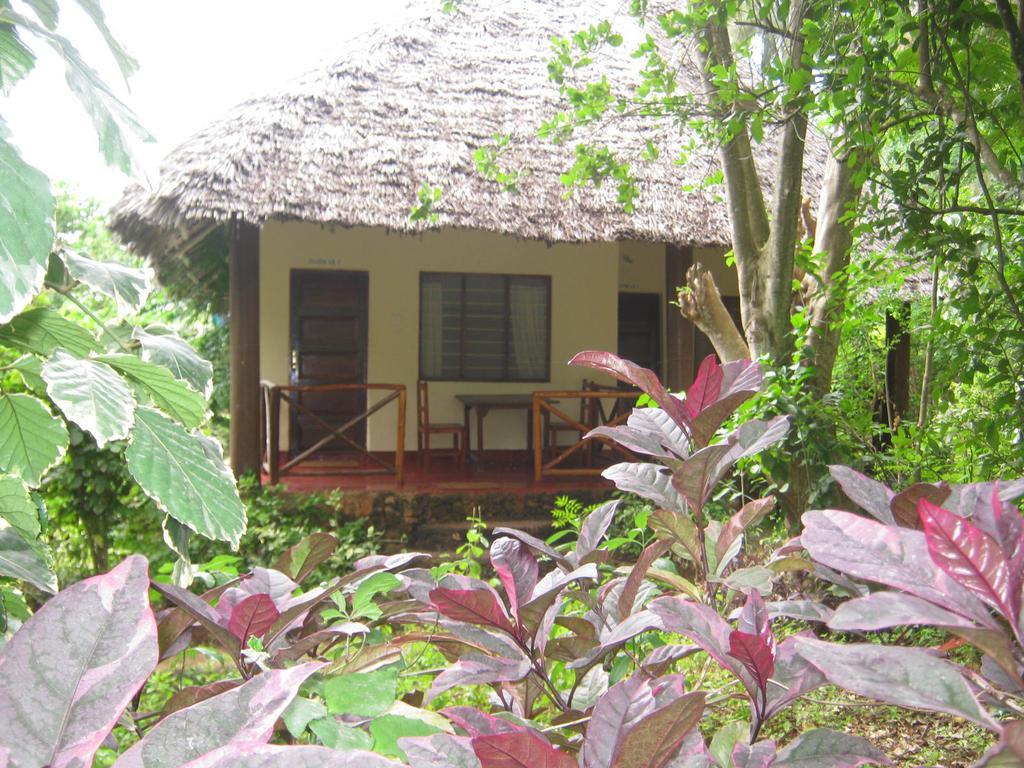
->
[5,0,409,203]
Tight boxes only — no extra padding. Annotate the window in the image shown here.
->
[419,272,551,381]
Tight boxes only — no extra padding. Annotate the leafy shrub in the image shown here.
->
[2,353,1021,767]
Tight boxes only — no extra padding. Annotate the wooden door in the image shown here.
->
[289,270,369,454]
[618,292,662,375]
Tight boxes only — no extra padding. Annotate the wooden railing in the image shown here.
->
[261,381,406,486]
[532,390,639,481]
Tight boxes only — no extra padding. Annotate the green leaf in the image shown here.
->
[0,24,36,93]
[309,717,373,751]
[24,0,59,30]
[351,572,401,620]
[0,306,100,357]
[0,392,68,486]
[0,518,55,593]
[0,474,41,539]
[370,715,440,760]
[125,407,245,546]
[42,350,135,448]
[323,668,399,717]
[96,353,206,428]
[134,327,214,397]
[0,117,53,324]
[1,8,150,173]
[9,355,45,396]
[70,0,138,80]
[283,697,328,739]
[309,720,378,753]
[59,248,153,317]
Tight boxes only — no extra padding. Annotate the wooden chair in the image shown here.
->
[417,381,467,470]
[544,379,598,463]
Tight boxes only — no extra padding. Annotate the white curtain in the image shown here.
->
[420,278,444,378]
[509,280,547,379]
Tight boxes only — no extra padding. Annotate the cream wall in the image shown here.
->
[260,222,621,451]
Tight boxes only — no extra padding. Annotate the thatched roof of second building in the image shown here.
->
[110,0,830,265]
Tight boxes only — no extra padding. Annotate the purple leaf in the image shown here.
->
[603,462,686,512]
[772,728,891,767]
[613,690,705,768]
[490,538,538,622]
[976,720,1024,767]
[160,680,241,720]
[581,675,659,768]
[672,443,734,514]
[178,742,404,768]
[0,556,157,768]
[717,497,776,563]
[649,508,702,563]
[491,527,574,571]
[685,355,724,419]
[891,482,950,528]
[353,551,432,571]
[731,740,778,768]
[228,594,280,642]
[427,651,531,703]
[575,500,620,564]
[239,567,298,604]
[472,730,577,768]
[689,359,762,447]
[151,578,242,656]
[650,596,754,691]
[828,591,983,632]
[736,589,773,641]
[517,564,598,633]
[443,707,529,738]
[764,636,827,718]
[430,587,517,636]
[728,631,775,701]
[569,610,664,671]
[919,499,1018,623]
[570,350,691,435]
[758,600,834,624]
[113,663,323,768]
[400,733,481,768]
[829,466,896,525]
[793,638,997,730]
[272,533,339,583]
[801,509,996,627]
[588,407,690,460]
[618,539,672,621]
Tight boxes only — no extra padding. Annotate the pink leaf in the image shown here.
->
[728,631,776,700]
[0,556,157,768]
[685,355,724,419]
[429,587,517,635]
[489,537,538,622]
[228,594,280,642]
[919,499,1017,622]
[569,350,691,434]
[473,730,577,768]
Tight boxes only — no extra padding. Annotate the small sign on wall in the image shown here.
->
[308,257,338,266]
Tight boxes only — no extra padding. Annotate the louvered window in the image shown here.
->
[419,272,551,381]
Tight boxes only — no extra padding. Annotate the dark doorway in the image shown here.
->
[289,270,369,454]
[618,293,662,375]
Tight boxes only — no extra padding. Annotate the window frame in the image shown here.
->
[418,271,552,383]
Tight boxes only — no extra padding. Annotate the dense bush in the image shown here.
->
[3,353,1020,767]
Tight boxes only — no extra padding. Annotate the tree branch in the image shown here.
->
[994,0,1024,111]
[677,263,750,362]
[802,150,866,395]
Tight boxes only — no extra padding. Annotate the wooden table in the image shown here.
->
[455,393,538,459]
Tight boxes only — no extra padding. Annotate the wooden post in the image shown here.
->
[885,302,911,427]
[230,220,261,478]
[665,245,695,390]
[533,394,543,483]
[396,386,406,486]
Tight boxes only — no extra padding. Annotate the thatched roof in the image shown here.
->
[110,0,830,270]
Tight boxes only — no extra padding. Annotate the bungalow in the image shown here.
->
[109,0,825,479]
